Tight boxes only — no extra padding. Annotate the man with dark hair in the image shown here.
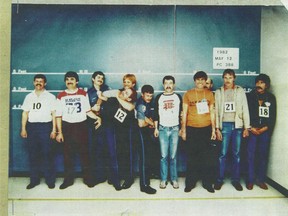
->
[205,78,214,91]
[246,74,276,190]
[154,76,182,189]
[21,74,56,189]
[87,71,110,186]
[214,69,250,191]
[56,71,101,189]
[181,71,216,193]
[136,85,157,194]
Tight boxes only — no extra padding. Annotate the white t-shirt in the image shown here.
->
[56,88,91,123]
[22,90,56,123]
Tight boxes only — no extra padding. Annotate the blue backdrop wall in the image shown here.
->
[10,4,261,175]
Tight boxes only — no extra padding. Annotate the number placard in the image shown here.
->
[114,108,127,123]
[196,101,209,114]
[259,106,269,118]
[224,102,236,113]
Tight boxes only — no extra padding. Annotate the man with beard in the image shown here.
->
[21,74,57,189]
[56,71,101,189]
[246,74,276,190]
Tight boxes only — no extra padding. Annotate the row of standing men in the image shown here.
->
[20,69,276,194]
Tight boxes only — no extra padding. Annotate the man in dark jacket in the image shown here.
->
[246,74,276,190]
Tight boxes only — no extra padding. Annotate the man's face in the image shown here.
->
[205,78,213,90]
[223,74,235,89]
[163,79,174,94]
[123,79,135,89]
[255,80,267,94]
[65,77,78,90]
[33,78,46,91]
[119,88,132,101]
[92,74,104,87]
[195,77,206,90]
[142,92,153,103]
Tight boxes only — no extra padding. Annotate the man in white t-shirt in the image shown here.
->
[56,71,101,189]
[154,75,183,190]
[21,74,57,189]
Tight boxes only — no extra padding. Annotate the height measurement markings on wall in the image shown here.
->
[213,48,239,69]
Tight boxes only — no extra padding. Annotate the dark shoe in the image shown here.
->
[122,180,133,189]
[232,181,243,191]
[141,185,157,194]
[184,183,196,193]
[84,179,96,188]
[203,184,215,193]
[114,184,122,191]
[89,179,106,187]
[26,181,40,189]
[59,180,73,189]
[214,182,223,190]
[246,183,253,190]
[258,182,268,190]
[47,183,55,189]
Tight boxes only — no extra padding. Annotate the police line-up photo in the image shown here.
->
[1,1,288,216]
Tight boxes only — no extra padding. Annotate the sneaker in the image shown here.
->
[171,181,179,189]
[214,182,223,190]
[232,181,243,191]
[258,182,268,190]
[47,183,55,189]
[159,181,167,189]
[246,183,253,190]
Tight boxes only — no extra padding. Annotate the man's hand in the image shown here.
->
[154,128,159,138]
[94,117,102,130]
[20,129,27,138]
[56,133,64,143]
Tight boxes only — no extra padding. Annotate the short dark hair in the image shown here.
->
[34,74,47,83]
[92,71,105,80]
[255,73,271,89]
[193,71,208,81]
[64,71,79,82]
[222,69,236,78]
[141,85,154,94]
[163,75,175,84]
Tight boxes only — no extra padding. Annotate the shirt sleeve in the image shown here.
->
[136,104,146,120]
[103,89,119,98]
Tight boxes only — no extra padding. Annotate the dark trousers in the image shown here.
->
[116,121,135,182]
[62,121,91,182]
[105,125,121,187]
[185,125,216,186]
[27,122,55,185]
[138,126,155,187]
[90,125,109,182]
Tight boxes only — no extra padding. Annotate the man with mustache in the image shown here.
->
[214,69,250,191]
[154,76,183,189]
[246,74,276,190]
[21,74,57,189]
[56,71,101,189]
[87,71,110,187]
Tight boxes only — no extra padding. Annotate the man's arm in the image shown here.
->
[20,111,29,138]
[116,94,135,111]
[50,111,57,139]
[180,103,188,141]
[56,117,64,143]
[209,102,216,140]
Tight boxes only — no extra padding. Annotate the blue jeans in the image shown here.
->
[218,122,242,183]
[247,131,270,184]
[159,125,179,182]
